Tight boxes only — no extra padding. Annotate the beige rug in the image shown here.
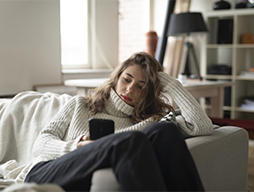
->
[248,140,254,192]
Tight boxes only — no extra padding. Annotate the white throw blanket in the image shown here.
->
[0,91,72,187]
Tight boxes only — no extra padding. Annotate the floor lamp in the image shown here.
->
[167,12,208,80]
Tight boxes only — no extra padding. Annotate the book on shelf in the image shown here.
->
[240,97,254,110]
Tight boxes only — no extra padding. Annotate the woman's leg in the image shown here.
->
[25,131,167,192]
[142,121,204,191]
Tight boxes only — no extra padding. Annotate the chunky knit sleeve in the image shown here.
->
[157,71,214,137]
[32,96,84,159]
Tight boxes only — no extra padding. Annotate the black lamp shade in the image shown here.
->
[167,12,208,36]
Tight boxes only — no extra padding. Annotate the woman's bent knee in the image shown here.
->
[124,131,148,144]
[143,121,181,135]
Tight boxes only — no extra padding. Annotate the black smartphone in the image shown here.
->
[89,118,115,140]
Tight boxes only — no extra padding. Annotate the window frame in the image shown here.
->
[61,0,119,71]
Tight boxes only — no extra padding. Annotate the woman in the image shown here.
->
[25,52,213,191]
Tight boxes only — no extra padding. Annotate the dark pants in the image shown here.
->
[25,122,204,192]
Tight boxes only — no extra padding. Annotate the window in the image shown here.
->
[119,0,150,63]
[61,0,146,69]
[60,0,88,69]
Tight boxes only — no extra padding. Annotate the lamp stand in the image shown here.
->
[179,41,202,80]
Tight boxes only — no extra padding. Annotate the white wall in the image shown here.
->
[0,0,119,95]
[0,0,62,95]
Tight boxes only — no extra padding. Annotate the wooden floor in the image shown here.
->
[248,140,254,192]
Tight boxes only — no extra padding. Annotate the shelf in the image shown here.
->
[223,106,232,111]
[235,44,254,48]
[207,44,254,49]
[207,44,233,48]
[235,107,254,113]
[236,76,254,80]
[205,75,232,80]
[205,9,254,17]
[205,105,232,111]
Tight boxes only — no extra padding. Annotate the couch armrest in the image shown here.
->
[186,126,249,191]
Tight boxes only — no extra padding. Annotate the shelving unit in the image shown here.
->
[204,9,254,120]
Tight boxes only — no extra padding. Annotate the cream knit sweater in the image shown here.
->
[31,71,213,165]
[17,72,214,182]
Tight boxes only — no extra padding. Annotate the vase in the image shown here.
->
[144,31,158,57]
[212,0,231,10]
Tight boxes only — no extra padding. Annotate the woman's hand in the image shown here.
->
[77,135,94,148]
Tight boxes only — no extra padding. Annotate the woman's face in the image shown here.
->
[115,64,146,107]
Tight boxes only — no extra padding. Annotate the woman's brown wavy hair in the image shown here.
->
[85,52,174,123]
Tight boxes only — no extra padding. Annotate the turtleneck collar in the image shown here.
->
[104,89,133,117]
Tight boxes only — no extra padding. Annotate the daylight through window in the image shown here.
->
[60,0,88,68]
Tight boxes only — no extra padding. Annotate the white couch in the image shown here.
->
[0,92,249,191]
